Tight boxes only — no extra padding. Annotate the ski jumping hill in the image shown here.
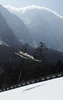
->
[0,77,63,100]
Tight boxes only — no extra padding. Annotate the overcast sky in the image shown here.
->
[0,0,63,16]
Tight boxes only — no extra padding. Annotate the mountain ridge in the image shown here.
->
[4,5,63,19]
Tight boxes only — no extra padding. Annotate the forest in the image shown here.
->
[0,42,63,89]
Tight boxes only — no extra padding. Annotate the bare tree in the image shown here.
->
[34,42,48,62]
[18,42,28,83]
[33,42,48,78]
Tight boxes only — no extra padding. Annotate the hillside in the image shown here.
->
[0,12,18,46]
[7,5,63,51]
[0,5,33,44]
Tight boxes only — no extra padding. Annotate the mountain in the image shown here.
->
[6,5,63,52]
[0,5,33,44]
[0,12,19,46]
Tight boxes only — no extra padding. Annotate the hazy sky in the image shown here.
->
[0,0,63,15]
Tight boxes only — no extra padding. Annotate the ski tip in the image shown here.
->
[34,59,42,62]
[15,52,18,55]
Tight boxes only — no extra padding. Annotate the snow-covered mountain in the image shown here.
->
[5,5,63,51]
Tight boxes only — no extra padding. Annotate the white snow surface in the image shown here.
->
[0,77,63,100]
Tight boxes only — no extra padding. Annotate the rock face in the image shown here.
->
[0,5,33,44]
[0,12,19,46]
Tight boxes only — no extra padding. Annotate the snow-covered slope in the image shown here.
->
[0,77,63,100]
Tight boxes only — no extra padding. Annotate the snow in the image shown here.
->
[0,77,63,100]
[0,41,9,46]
